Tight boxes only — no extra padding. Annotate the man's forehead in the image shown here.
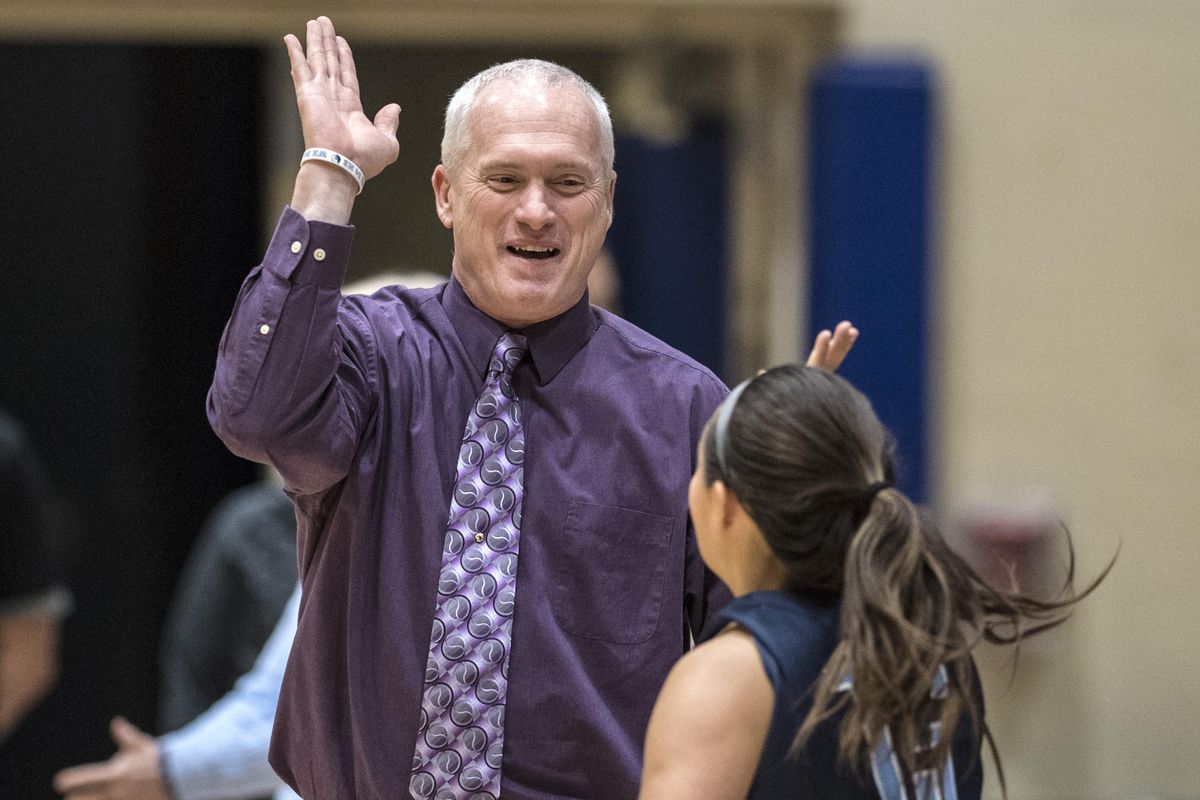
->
[474,77,582,109]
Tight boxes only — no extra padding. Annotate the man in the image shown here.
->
[207,17,854,800]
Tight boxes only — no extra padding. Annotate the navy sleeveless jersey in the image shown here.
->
[698,590,984,800]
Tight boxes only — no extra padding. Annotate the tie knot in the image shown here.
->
[487,331,528,379]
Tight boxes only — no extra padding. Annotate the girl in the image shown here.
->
[639,365,1106,800]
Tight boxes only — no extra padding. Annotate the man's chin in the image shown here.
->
[498,290,573,328]
[459,273,580,326]
[495,278,572,319]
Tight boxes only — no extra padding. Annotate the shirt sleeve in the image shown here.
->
[159,586,300,800]
[206,206,377,496]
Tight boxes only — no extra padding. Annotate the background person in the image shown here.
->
[54,588,302,800]
[639,365,1107,800]
[0,409,73,743]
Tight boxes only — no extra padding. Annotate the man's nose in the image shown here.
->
[513,183,555,230]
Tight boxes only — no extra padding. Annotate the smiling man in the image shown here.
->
[207,17,853,800]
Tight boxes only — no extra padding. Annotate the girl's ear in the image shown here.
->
[713,480,745,529]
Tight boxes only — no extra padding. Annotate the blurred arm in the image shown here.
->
[0,605,61,741]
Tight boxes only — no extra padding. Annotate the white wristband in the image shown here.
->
[301,148,365,195]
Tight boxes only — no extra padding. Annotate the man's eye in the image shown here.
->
[488,176,517,187]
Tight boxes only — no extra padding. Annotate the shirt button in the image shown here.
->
[313,248,327,262]
[259,324,270,335]
[290,240,302,254]
[474,533,485,544]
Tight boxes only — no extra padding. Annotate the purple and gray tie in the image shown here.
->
[411,331,528,800]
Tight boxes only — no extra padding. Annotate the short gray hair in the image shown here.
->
[441,59,614,176]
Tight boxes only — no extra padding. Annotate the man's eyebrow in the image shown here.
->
[478,160,598,173]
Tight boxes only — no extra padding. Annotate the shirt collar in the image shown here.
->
[442,277,596,386]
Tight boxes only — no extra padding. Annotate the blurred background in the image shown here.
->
[0,1,1196,798]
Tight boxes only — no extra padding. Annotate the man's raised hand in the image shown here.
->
[285,16,400,215]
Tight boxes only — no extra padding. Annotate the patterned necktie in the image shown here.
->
[411,331,528,800]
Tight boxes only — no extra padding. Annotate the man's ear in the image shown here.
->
[604,171,617,229]
[432,164,453,229]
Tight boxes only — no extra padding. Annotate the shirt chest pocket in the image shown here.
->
[551,500,673,644]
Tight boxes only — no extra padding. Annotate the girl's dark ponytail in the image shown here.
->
[798,487,982,783]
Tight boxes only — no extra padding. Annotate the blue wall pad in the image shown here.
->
[607,121,728,377]
[808,57,935,502]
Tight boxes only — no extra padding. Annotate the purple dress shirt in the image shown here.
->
[207,207,729,800]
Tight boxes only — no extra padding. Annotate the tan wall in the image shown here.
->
[840,3,1200,798]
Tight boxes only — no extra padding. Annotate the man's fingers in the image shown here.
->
[283,33,310,84]
[318,16,340,83]
[304,19,325,78]
[336,36,359,92]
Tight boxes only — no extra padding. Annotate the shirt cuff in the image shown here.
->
[157,738,180,800]
[157,734,187,800]
[263,205,356,287]
[158,712,281,800]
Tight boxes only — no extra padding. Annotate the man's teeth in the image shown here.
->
[509,245,559,258]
